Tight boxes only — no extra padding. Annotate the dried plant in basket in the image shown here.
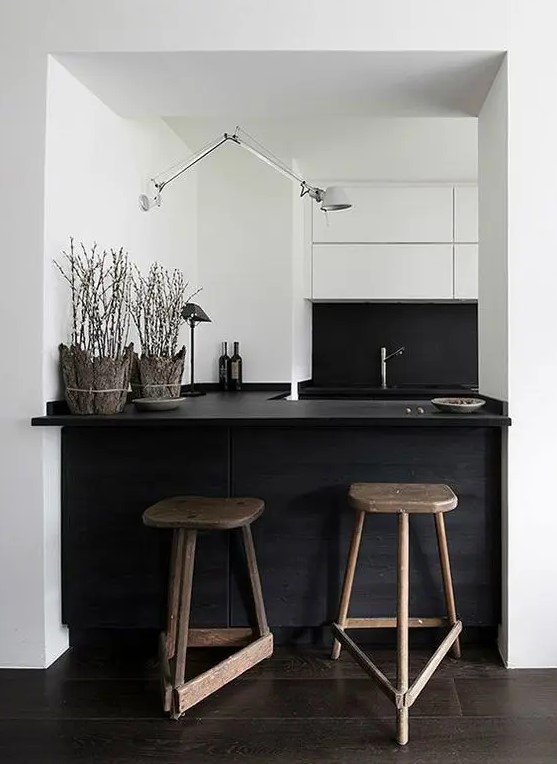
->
[130,263,199,399]
[54,239,133,415]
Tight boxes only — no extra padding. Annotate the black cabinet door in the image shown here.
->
[230,426,500,631]
[61,426,229,629]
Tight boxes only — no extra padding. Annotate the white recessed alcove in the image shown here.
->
[42,54,508,670]
[46,50,504,394]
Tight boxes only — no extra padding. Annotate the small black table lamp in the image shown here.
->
[181,303,211,397]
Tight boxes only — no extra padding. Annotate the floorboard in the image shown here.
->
[0,718,556,764]
[0,647,556,762]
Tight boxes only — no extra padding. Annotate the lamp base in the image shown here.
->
[182,389,206,397]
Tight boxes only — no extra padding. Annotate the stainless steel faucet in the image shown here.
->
[380,346,405,389]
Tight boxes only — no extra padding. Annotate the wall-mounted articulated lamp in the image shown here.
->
[138,126,352,213]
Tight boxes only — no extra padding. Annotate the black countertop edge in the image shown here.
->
[32,391,511,428]
[31,416,510,428]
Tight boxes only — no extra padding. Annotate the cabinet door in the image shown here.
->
[312,186,453,244]
[454,244,478,300]
[454,186,478,242]
[312,244,453,300]
[230,427,500,630]
[61,427,230,629]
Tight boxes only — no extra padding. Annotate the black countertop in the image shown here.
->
[32,390,510,428]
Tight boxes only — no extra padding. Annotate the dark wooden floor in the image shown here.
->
[0,644,556,763]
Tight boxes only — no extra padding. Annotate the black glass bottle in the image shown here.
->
[229,341,243,391]
[218,342,231,391]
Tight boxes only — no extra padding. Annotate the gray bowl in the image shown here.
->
[431,397,486,414]
[133,397,185,412]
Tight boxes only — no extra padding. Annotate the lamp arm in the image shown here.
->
[232,131,324,201]
[143,126,326,207]
[155,134,232,192]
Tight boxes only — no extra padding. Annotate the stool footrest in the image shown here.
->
[331,623,397,702]
[332,619,462,711]
[345,616,449,629]
[173,632,273,717]
[405,620,462,707]
[187,628,257,648]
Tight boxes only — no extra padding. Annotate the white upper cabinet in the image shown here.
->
[454,186,478,243]
[454,244,478,300]
[312,244,454,301]
[312,186,453,244]
[310,184,478,301]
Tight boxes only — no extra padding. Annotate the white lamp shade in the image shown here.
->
[320,186,352,211]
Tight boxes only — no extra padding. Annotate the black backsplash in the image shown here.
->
[312,303,478,388]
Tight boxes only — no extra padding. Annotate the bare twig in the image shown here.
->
[130,263,199,357]
[54,240,131,358]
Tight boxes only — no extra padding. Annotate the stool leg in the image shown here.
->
[241,524,269,637]
[331,510,365,660]
[166,529,185,660]
[434,513,461,659]
[396,512,409,746]
[172,530,197,695]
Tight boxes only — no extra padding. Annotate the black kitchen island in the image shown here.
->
[33,392,510,646]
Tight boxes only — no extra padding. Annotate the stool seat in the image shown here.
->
[143,496,264,530]
[349,482,457,514]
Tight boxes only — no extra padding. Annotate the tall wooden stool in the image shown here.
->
[331,483,462,746]
[143,496,273,719]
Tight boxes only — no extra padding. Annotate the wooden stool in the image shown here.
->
[331,483,462,746]
[143,496,273,719]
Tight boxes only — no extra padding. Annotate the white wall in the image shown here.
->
[504,1,557,668]
[478,59,509,663]
[20,0,557,670]
[44,58,197,400]
[194,143,292,383]
[36,1,508,54]
[478,62,508,400]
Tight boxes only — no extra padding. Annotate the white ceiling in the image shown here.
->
[56,51,504,118]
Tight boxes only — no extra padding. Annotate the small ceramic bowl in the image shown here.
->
[431,397,486,414]
[132,397,186,412]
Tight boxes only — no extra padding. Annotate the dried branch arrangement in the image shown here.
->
[54,239,131,358]
[130,263,199,358]
[55,239,133,415]
[55,243,200,408]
